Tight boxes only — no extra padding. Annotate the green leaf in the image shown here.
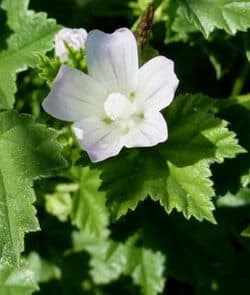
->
[217,187,250,207]
[45,192,72,222]
[213,94,250,193]
[152,161,216,223]
[0,110,66,266]
[162,94,245,166]
[1,0,29,30]
[90,240,127,283]
[0,0,61,109]
[70,167,109,239]
[73,231,166,295]
[241,225,250,237]
[100,151,148,220]
[165,6,199,43]
[0,262,38,295]
[134,153,216,223]
[101,94,243,223]
[125,244,165,295]
[179,0,250,38]
[101,151,216,223]
[45,183,75,222]
[26,252,61,283]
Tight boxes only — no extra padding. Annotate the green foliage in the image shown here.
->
[0,0,61,109]
[0,0,250,294]
[162,94,244,164]
[244,32,250,62]
[160,160,215,222]
[100,151,148,220]
[165,5,198,43]
[63,43,87,71]
[70,167,110,239]
[73,231,166,295]
[135,204,250,295]
[241,225,250,237]
[38,56,61,86]
[26,252,61,283]
[201,35,238,79]
[38,44,86,85]
[0,111,66,266]
[0,261,38,295]
[45,189,72,222]
[179,0,250,38]
[213,94,250,193]
[102,151,216,222]
[158,1,250,79]
[217,187,250,207]
[101,94,243,223]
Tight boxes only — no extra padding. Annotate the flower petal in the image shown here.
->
[42,65,107,122]
[137,56,179,112]
[86,28,138,95]
[125,111,168,148]
[73,118,123,162]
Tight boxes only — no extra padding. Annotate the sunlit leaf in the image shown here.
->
[0,111,66,266]
[179,0,250,38]
[0,0,60,108]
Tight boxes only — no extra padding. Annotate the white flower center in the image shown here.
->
[104,92,129,120]
[103,92,145,134]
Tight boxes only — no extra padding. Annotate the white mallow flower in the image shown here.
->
[43,28,179,162]
[55,28,88,61]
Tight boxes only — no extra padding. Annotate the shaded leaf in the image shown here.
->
[73,231,165,295]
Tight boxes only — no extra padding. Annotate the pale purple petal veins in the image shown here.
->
[72,117,124,162]
[137,56,179,112]
[124,111,168,148]
[42,65,107,122]
[86,28,139,95]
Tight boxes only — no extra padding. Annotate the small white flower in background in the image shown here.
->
[43,28,179,162]
[55,28,88,62]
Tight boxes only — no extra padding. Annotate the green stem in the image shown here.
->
[231,62,249,97]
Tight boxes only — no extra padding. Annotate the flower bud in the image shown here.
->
[55,28,87,62]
